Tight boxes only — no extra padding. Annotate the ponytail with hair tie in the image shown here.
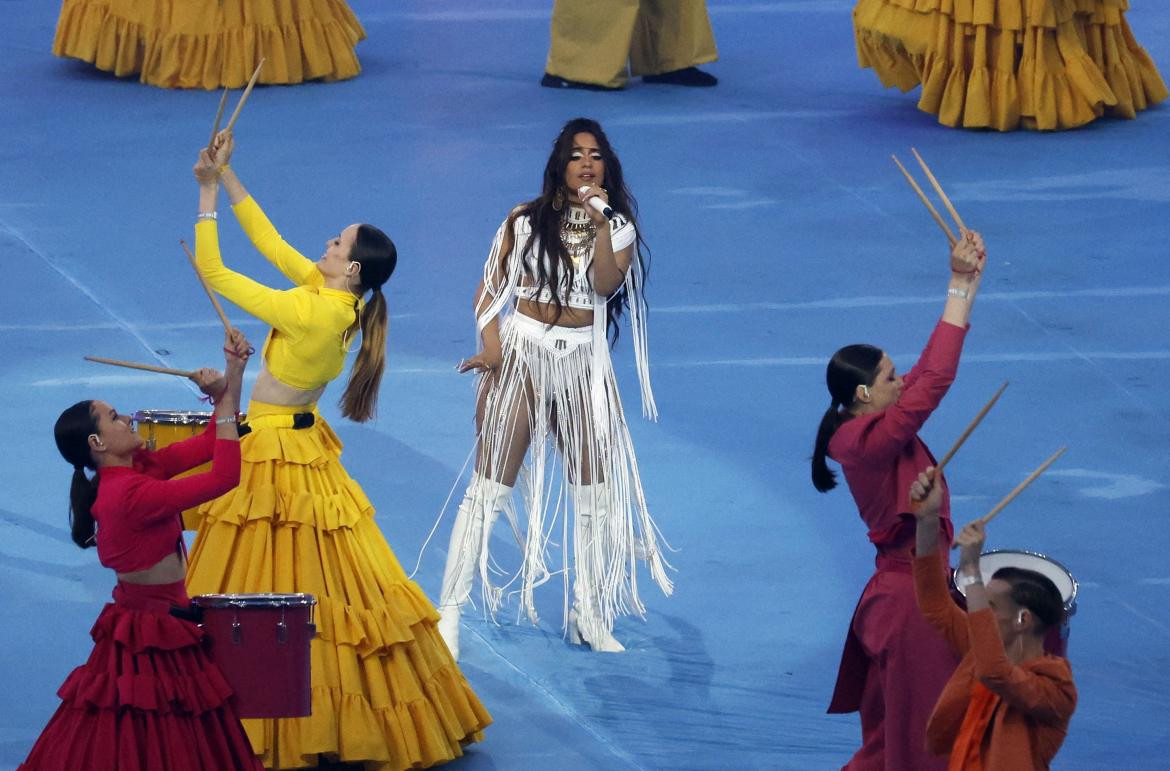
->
[338,225,394,423]
[810,344,884,494]
[56,400,100,549]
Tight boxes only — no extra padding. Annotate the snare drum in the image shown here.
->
[192,593,317,719]
[954,549,1078,656]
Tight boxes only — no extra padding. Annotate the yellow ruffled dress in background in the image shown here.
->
[52,0,366,89]
[853,0,1168,130]
[186,401,491,770]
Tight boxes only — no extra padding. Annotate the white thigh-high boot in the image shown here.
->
[568,483,624,653]
[437,473,511,660]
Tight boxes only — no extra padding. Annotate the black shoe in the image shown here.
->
[642,67,718,87]
[541,72,622,91]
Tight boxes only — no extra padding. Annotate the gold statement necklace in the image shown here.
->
[560,204,596,267]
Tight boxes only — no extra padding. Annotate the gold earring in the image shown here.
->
[552,189,564,211]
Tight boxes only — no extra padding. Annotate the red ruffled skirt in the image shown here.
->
[19,580,263,771]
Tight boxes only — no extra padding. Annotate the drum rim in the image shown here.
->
[192,592,317,607]
[132,409,214,424]
[966,548,1079,610]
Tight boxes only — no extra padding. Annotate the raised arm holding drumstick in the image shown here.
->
[910,470,1077,770]
[185,132,490,768]
[811,197,986,769]
[20,332,263,771]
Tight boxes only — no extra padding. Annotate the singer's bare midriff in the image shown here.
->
[517,299,593,328]
[250,363,326,407]
[117,552,186,585]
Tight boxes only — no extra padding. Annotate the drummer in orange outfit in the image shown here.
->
[910,469,1077,770]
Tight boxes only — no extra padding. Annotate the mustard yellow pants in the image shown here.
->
[546,0,718,88]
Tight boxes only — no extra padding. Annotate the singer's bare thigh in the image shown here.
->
[474,369,535,488]
[550,377,601,486]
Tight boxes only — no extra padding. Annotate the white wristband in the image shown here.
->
[197,211,218,221]
[956,571,983,590]
[214,415,237,425]
[947,286,969,300]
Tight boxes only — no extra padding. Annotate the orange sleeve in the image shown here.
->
[914,550,970,656]
[969,609,1078,723]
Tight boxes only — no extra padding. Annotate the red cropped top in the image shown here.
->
[93,423,240,573]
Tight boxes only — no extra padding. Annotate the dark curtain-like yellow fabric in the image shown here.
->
[187,402,491,769]
[52,0,366,89]
[853,0,1168,130]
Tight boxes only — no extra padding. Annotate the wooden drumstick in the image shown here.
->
[223,59,265,134]
[208,88,228,149]
[911,147,967,233]
[979,446,1068,525]
[180,239,232,333]
[892,154,957,247]
[84,356,196,379]
[934,380,1009,474]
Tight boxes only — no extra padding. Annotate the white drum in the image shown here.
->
[954,549,1077,656]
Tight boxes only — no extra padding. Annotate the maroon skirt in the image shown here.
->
[19,580,263,771]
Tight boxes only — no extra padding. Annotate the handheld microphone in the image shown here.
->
[577,186,614,221]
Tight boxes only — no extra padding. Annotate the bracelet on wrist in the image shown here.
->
[214,415,237,426]
[217,164,231,175]
[947,286,970,300]
[955,571,984,590]
[197,211,217,221]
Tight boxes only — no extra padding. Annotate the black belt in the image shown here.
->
[236,411,314,437]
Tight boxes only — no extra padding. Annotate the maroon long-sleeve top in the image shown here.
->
[828,319,968,556]
[93,423,240,573]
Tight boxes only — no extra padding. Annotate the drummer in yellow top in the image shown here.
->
[187,132,490,770]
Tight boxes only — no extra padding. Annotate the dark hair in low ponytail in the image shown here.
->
[340,224,396,423]
[54,400,99,548]
[812,344,884,493]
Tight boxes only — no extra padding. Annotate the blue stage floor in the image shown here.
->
[1,2,1168,768]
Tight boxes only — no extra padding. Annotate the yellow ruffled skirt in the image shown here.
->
[52,0,366,89]
[853,0,1168,130]
[186,401,490,770]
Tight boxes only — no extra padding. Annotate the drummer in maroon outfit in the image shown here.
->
[21,330,264,771]
[811,229,987,770]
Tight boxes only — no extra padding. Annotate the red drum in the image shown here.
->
[192,593,317,718]
[954,549,1078,657]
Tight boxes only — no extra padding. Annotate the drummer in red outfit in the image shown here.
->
[910,469,1077,769]
[20,330,264,771]
[811,229,986,770]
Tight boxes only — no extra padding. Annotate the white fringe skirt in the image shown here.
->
[476,312,672,633]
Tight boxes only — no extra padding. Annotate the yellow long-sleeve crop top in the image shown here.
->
[195,196,363,391]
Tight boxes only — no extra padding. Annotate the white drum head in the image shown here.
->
[956,549,1077,613]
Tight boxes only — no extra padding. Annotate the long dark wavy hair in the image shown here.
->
[503,117,650,346]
